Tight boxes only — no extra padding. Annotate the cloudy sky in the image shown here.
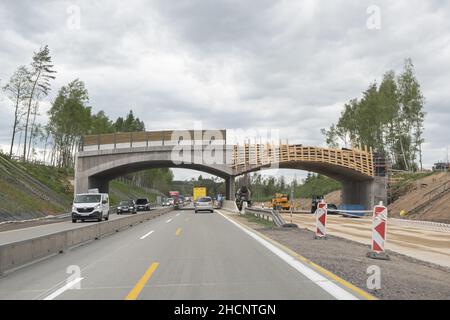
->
[0,0,449,181]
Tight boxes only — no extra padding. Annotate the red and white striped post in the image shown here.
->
[367,201,390,260]
[314,200,327,240]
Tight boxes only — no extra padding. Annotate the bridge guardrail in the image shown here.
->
[0,207,172,276]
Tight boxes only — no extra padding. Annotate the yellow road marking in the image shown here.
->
[176,228,182,236]
[125,262,159,300]
[220,211,377,300]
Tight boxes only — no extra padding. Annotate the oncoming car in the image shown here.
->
[72,193,110,223]
[195,196,214,213]
[135,198,150,211]
[117,200,137,214]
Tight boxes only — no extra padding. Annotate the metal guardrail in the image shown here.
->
[389,218,450,233]
[244,207,286,227]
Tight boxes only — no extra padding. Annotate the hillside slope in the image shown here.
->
[388,171,450,223]
[0,154,72,221]
[0,154,165,222]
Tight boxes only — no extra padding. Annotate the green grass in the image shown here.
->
[19,162,73,202]
[0,179,65,215]
[109,180,160,205]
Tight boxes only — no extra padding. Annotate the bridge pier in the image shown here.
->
[341,177,387,210]
[225,176,235,201]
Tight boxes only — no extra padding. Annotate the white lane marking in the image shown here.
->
[216,211,358,300]
[166,218,172,223]
[176,213,180,217]
[43,277,84,300]
[140,230,154,240]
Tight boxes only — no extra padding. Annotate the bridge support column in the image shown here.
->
[74,175,109,196]
[341,177,387,210]
[225,176,235,201]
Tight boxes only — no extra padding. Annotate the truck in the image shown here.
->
[235,186,252,211]
[193,187,207,201]
[271,193,290,210]
[169,191,181,209]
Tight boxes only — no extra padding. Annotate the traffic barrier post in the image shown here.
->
[314,200,327,240]
[367,201,390,260]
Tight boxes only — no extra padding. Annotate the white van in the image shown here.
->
[72,193,110,223]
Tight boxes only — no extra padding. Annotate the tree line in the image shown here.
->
[2,45,145,168]
[237,172,341,201]
[2,45,174,195]
[321,59,426,171]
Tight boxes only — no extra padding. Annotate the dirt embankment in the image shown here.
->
[389,172,450,223]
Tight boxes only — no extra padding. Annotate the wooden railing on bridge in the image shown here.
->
[231,144,374,177]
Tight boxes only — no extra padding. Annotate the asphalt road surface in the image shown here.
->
[0,210,364,300]
[0,209,162,245]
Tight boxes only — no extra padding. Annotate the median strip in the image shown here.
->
[125,262,159,300]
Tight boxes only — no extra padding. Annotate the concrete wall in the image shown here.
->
[0,208,172,276]
[221,200,239,213]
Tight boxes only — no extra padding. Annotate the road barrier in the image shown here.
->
[314,201,327,240]
[222,200,240,213]
[244,207,286,227]
[0,207,172,276]
[367,202,390,260]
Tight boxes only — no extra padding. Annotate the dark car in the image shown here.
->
[136,198,150,211]
[327,203,338,214]
[117,200,137,214]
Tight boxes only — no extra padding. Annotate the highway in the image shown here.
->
[0,209,163,245]
[0,209,363,300]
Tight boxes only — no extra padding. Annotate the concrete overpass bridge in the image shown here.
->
[75,130,387,209]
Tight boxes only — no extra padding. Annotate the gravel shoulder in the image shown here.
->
[232,214,450,300]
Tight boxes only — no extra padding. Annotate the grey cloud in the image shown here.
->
[0,0,449,173]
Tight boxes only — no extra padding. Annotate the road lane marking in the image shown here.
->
[175,228,182,236]
[140,230,154,240]
[166,218,172,223]
[43,277,84,300]
[125,262,159,300]
[176,213,180,216]
[216,210,364,300]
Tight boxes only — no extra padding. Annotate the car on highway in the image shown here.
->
[327,203,338,214]
[167,198,174,206]
[195,196,214,213]
[135,198,150,211]
[117,200,137,214]
[72,193,110,223]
